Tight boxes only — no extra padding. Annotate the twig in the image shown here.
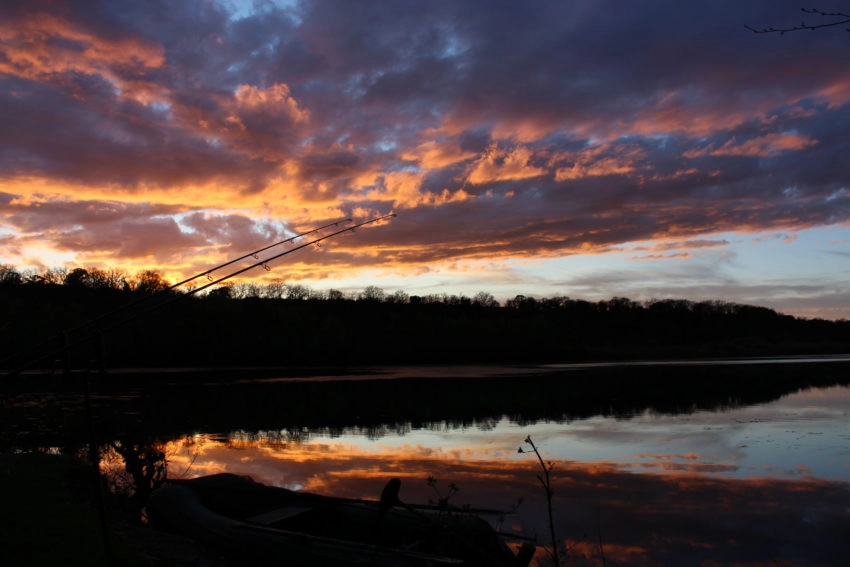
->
[519,436,560,566]
[745,8,850,35]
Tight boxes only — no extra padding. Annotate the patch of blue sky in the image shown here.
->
[171,210,225,235]
[344,73,369,99]
[525,226,850,313]
[148,100,173,120]
[219,0,299,22]
[395,164,423,174]
[250,35,281,58]
[374,139,397,152]
[727,226,850,281]
[258,218,295,238]
[500,226,845,304]
[149,101,171,112]
[826,187,847,202]
[173,209,292,233]
[437,29,467,60]
[107,79,122,99]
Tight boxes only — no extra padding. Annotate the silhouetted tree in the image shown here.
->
[441,294,471,306]
[359,285,386,302]
[0,265,22,287]
[472,291,499,308]
[284,283,310,300]
[230,282,262,299]
[263,280,287,299]
[89,268,128,290]
[63,267,91,288]
[25,266,68,285]
[60,267,128,290]
[132,270,171,294]
[208,285,232,299]
[326,288,346,301]
[385,289,409,304]
[506,294,538,310]
[106,439,167,507]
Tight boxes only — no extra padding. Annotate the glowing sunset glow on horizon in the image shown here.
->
[2,1,850,318]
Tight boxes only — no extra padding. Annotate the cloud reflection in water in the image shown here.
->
[162,386,850,566]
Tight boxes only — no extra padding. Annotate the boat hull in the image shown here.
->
[147,473,533,567]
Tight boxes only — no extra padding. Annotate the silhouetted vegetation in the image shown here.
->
[1,264,849,371]
[745,7,850,35]
[518,436,561,566]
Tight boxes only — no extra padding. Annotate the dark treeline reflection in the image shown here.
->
[5,362,850,451]
[2,268,850,371]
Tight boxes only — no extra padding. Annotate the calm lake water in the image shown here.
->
[93,359,848,567]
[6,357,850,566]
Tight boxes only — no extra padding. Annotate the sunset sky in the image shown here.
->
[2,1,849,319]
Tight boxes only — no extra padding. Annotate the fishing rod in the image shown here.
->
[169,217,353,290]
[93,212,396,333]
[183,212,396,298]
[4,213,395,376]
[1,218,352,371]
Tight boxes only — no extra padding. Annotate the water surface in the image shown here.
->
[8,358,850,565]
[150,374,849,566]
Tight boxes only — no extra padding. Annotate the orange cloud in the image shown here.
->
[491,118,558,143]
[623,90,757,138]
[466,145,547,184]
[630,252,691,261]
[0,12,165,103]
[400,140,478,169]
[346,170,473,210]
[684,133,818,158]
[625,239,730,253]
[552,142,647,181]
[819,78,850,109]
[618,237,732,261]
[173,82,310,161]
[555,156,637,181]
[233,83,310,124]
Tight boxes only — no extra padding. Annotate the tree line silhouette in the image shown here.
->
[1,264,849,370]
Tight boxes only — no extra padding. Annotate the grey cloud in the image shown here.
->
[0,197,182,233]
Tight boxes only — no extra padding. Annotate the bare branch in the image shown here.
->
[745,7,850,35]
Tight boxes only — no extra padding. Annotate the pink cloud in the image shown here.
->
[0,11,165,104]
[466,145,547,184]
[684,133,818,158]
